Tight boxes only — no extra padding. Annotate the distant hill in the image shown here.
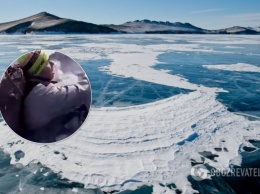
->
[248,26,260,32]
[0,13,259,35]
[209,26,259,35]
[0,12,117,34]
[106,20,259,34]
[105,19,206,34]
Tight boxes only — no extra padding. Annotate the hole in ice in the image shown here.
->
[191,158,204,166]
[15,140,21,144]
[248,139,260,148]
[177,133,199,145]
[166,183,177,189]
[214,148,222,152]
[243,146,257,152]
[53,151,67,160]
[191,124,197,129]
[14,150,25,161]
[53,151,60,155]
[7,142,15,147]
[61,153,68,160]
[199,151,219,161]
[159,183,164,187]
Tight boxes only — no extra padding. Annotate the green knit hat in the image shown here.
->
[18,50,49,75]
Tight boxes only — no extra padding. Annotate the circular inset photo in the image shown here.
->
[0,50,91,143]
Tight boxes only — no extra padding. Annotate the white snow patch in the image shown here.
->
[187,35,260,45]
[203,63,260,73]
[58,42,224,93]
[0,91,259,192]
[225,46,244,49]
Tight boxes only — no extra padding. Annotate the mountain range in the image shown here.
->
[0,12,116,34]
[0,12,259,35]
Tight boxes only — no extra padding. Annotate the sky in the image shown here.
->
[0,0,259,29]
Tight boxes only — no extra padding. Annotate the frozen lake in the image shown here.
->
[0,35,259,193]
[0,35,259,116]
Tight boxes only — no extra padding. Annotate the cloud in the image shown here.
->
[189,8,226,15]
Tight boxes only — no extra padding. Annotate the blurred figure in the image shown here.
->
[17,50,90,142]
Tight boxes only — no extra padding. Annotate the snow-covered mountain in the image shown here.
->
[0,12,117,34]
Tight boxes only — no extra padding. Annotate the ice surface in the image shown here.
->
[0,90,259,192]
[59,42,225,94]
[0,35,259,193]
[203,63,260,73]
[154,47,260,118]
